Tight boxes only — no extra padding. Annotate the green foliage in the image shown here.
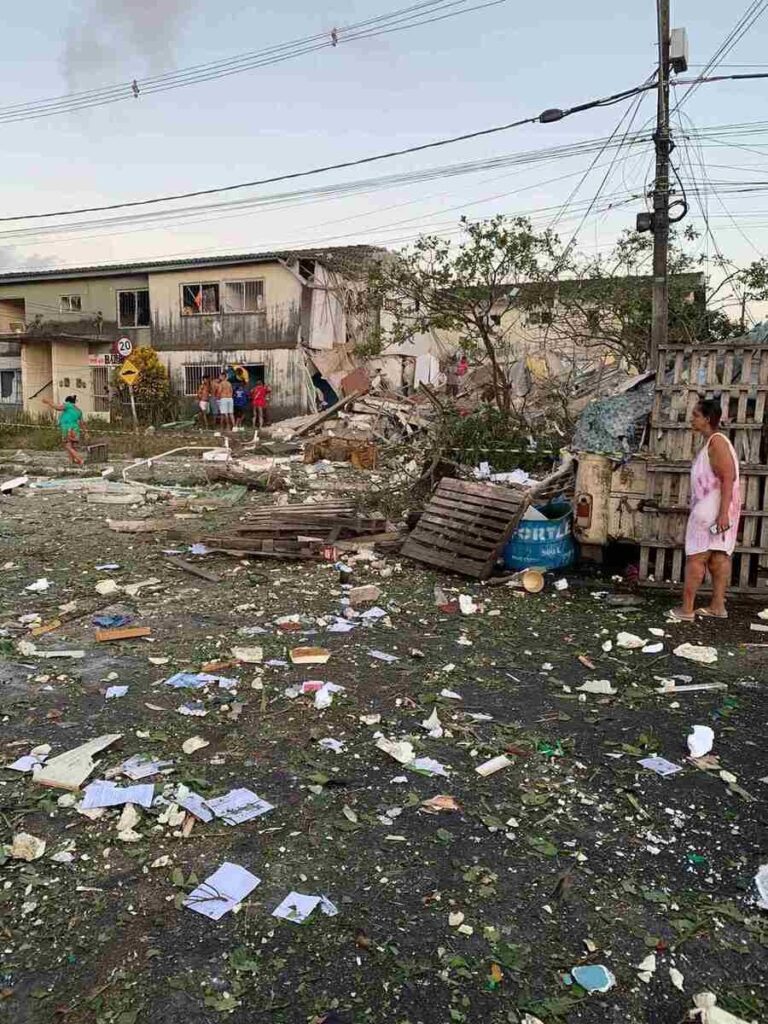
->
[433,404,558,473]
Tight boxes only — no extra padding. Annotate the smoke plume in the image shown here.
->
[62,0,192,91]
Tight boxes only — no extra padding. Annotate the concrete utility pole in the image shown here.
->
[650,0,671,371]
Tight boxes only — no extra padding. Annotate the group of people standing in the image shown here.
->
[196,371,271,431]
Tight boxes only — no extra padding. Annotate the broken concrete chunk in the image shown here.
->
[10,833,47,862]
[34,734,122,792]
[348,584,381,607]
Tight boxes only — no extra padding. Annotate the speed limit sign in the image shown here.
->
[115,337,134,359]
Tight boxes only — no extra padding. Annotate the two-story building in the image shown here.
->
[0,245,382,420]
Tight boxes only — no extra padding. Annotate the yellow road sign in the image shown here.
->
[119,359,140,386]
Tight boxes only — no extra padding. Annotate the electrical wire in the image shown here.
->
[674,0,768,110]
[0,0,506,124]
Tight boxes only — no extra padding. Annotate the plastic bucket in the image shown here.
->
[503,500,575,572]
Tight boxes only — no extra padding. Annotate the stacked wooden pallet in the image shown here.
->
[203,502,392,560]
[639,339,768,593]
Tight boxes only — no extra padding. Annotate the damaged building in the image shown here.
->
[0,245,383,420]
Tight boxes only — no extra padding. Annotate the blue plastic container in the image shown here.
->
[502,500,575,571]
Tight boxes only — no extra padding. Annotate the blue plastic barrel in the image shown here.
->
[502,500,575,571]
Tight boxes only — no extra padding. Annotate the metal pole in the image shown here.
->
[128,385,139,432]
[650,0,671,371]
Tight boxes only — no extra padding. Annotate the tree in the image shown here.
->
[365,215,562,413]
[538,228,768,370]
[111,346,174,423]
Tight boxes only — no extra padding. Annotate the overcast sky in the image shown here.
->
[1,0,766,298]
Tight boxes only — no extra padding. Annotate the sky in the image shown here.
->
[1,0,766,320]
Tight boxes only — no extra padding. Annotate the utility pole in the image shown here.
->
[650,0,671,371]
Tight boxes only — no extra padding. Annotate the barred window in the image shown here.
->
[181,283,220,315]
[183,364,222,396]
[223,280,265,313]
[91,366,110,412]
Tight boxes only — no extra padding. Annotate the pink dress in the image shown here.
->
[685,432,741,557]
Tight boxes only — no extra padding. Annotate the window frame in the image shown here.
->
[117,288,151,328]
[222,278,266,314]
[180,282,220,316]
[183,363,223,397]
[60,294,82,313]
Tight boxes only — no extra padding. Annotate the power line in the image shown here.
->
[0,0,504,124]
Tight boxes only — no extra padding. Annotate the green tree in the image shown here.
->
[365,215,562,413]
[111,346,175,423]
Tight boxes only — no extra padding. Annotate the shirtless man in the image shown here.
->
[217,373,235,430]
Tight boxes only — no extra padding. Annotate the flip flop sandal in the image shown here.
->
[668,609,696,622]
[696,608,729,619]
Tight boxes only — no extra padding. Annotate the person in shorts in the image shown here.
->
[233,379,250,429]
[251,380,272,429]
[196,375,211,428]
[217,373,235,430]
[42,394,88,466]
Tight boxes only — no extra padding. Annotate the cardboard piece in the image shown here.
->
[34,734,122,791]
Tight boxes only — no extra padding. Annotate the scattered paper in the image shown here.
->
[554,578,569,591]
[95,580,121,596]
[754,863,768,910]
[669,967,685,992]
[205,788,273,825]
[81,781,155,809]
[674,643,718,665]
[691,991,755,1024]
[176,788,214,823]
[232,646,264,664]
[639,756,683,777]
[421,795,460,814]
[184,862,261,921]
[637,953,656,983]
[475,755,512,777]
[120,755,173,780]
[105,685,128,700]
[376,737,415,765]
[7,753,48,773]
[182,736,209,755]
[458,594,477,615]
[368,650,399,663]
[687,725,715,759]
[421,707,443,738]
[25,578,51,593]
[318,738,345,753]
[440,688,462,700]
[642,642,664,654]
[410,757,449,777]
[312,681,345,710]
[577,679,616,695]
[271,891,338,924]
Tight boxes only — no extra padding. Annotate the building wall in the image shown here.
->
[0,274,151,343]
[20,343,53,417]
[162,347,314,418]
[148,263,303,353]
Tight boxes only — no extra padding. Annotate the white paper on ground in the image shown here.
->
[440,688,463,700]
[616,632,645,649]
[271,891,338,924]
[120,755,173,780]
[361,607,388,620]
[368,650,399,663]
[205,787,273,825]
[638,756,683,776]
[410,756,449,777]
[421,707,443,738]
[577,680,616,695]
[754,863,768,910]
[105,686,128,699]
[8,753,48,772]
[176,789,214,822]
[475,754,512,777]
[327,619,355,633]
[82,781,155,808]
[184,862,261,920]
[687,725,715,759]
[376,736,415,764]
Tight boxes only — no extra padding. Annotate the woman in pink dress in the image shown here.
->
[671,398,741,621]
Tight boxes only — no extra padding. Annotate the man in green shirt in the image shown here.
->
[42,394,88,466]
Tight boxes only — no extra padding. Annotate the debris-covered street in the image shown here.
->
[1,461,766,1024]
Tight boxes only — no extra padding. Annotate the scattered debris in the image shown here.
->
[571,964,616,993]
[674,643,719,665]
[184,863,261,920]
[34,734,122,791]
[9,833,47,862]
[687,725,715,759]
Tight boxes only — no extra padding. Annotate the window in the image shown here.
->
[222,280,265,313]
[91,367,110,412]
[183,364,222,396]
[181,283,219,315]
[0,369,19,401]
[60,295,82,312]
[118,289,150,327]
[527,309,553,326]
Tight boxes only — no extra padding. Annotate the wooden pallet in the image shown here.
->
[401,477,528,579]
[650,341,768,462]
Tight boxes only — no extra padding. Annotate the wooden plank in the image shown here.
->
[165,557,221,583]
[292,391,365,438]
[437,478,525,509]
[95,626,152,642]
